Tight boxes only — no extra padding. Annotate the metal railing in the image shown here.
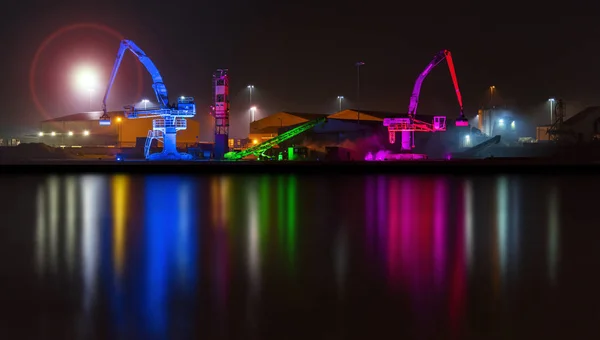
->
[153,118,187,130]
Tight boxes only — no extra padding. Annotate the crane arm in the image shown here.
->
[101,39,169,121]
[407,50,447,117]
[443,50,465,121]
[407,49,466,121]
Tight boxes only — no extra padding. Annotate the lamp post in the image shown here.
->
[355,62,365,123]
[251,106,257,122]
[142,99,149,110]
[548,98,555,125]
[116,117,122,147]
[247,85,254,107]
[337,96,344,111]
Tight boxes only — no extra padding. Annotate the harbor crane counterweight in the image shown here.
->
[99,39,196,160]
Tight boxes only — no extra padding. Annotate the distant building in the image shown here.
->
[39,111,200,147]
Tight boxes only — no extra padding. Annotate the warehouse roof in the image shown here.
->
[42,111,124,122]
[282,112,329,120]
[252,126,282,134]
[563,106,600,127]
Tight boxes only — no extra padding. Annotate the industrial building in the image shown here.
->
[546,106,600,143]
[249,109,469,159]
[39,110,200,147]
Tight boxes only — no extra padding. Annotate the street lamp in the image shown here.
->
[250,106,257,122]
[38,132,44,137]
[68,131,73,136]
[247,85,254,107]
[337,96,344,111]
[142,99,149,109]
[116,117,122,147]
[83,130,90,136]
[355,61,365,122]
[548,98,555,124]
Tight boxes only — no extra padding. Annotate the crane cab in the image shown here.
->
[455,116,469,127]
[177,96,195,112]
[99,113,111,126]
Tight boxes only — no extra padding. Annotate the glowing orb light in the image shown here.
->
[73,65,99,91]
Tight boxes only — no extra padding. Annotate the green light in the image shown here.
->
[277,176,285,246]
[260,176,269,249]
[288,147,295,161]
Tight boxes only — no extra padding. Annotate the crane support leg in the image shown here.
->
[388,131,396,144]
[163,129,178,156]
[401,131,412,151]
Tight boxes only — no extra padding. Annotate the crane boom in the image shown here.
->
[407,49,466,123]
[100,40,169,124]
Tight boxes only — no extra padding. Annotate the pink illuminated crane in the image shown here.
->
[385,49,468,151]
[407,49,466,122]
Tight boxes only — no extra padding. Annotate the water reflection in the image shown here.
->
[111,175,128,279]
[548,184,560,286]
[81,175,104,312]
[143,176,198,336]
[65,176,77,276]
[27,173,569,338]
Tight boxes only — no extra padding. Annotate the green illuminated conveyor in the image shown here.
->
[224,117,327,160]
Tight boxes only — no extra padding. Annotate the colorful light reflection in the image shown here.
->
[111,175,128,279]
[143,176,198,336]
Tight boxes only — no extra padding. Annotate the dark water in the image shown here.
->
[0,174,598,339]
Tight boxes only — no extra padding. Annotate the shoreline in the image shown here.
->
[1,158,599,174]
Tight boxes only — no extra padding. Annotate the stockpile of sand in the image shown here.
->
[0,143,80,163]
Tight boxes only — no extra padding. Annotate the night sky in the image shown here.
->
[1,4,599,138]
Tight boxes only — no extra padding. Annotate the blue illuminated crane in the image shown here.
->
[99,39,196,160]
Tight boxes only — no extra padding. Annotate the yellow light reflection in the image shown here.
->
[548,185,560,286]
[35,184,45,277]
[112,175,128,278]
[65,176,77,275]
[48,176,59,273]
[220,177,230,227]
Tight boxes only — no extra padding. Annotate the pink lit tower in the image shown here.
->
[212,69,230,159]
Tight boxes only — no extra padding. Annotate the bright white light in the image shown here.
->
[251,106,257,111]
[38,132,44,137]
[68,131,74,136]
[180,96,184,100]
[142,99,149,103]
[465,134,470,140]
[511,121,515,129]
[73,65,98,91]
[247,85,254,89]
[337,96,344,99]
[498,119,504,126]
[548,98,555,102]
[51,131,56,136]
[83,130,90,136]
